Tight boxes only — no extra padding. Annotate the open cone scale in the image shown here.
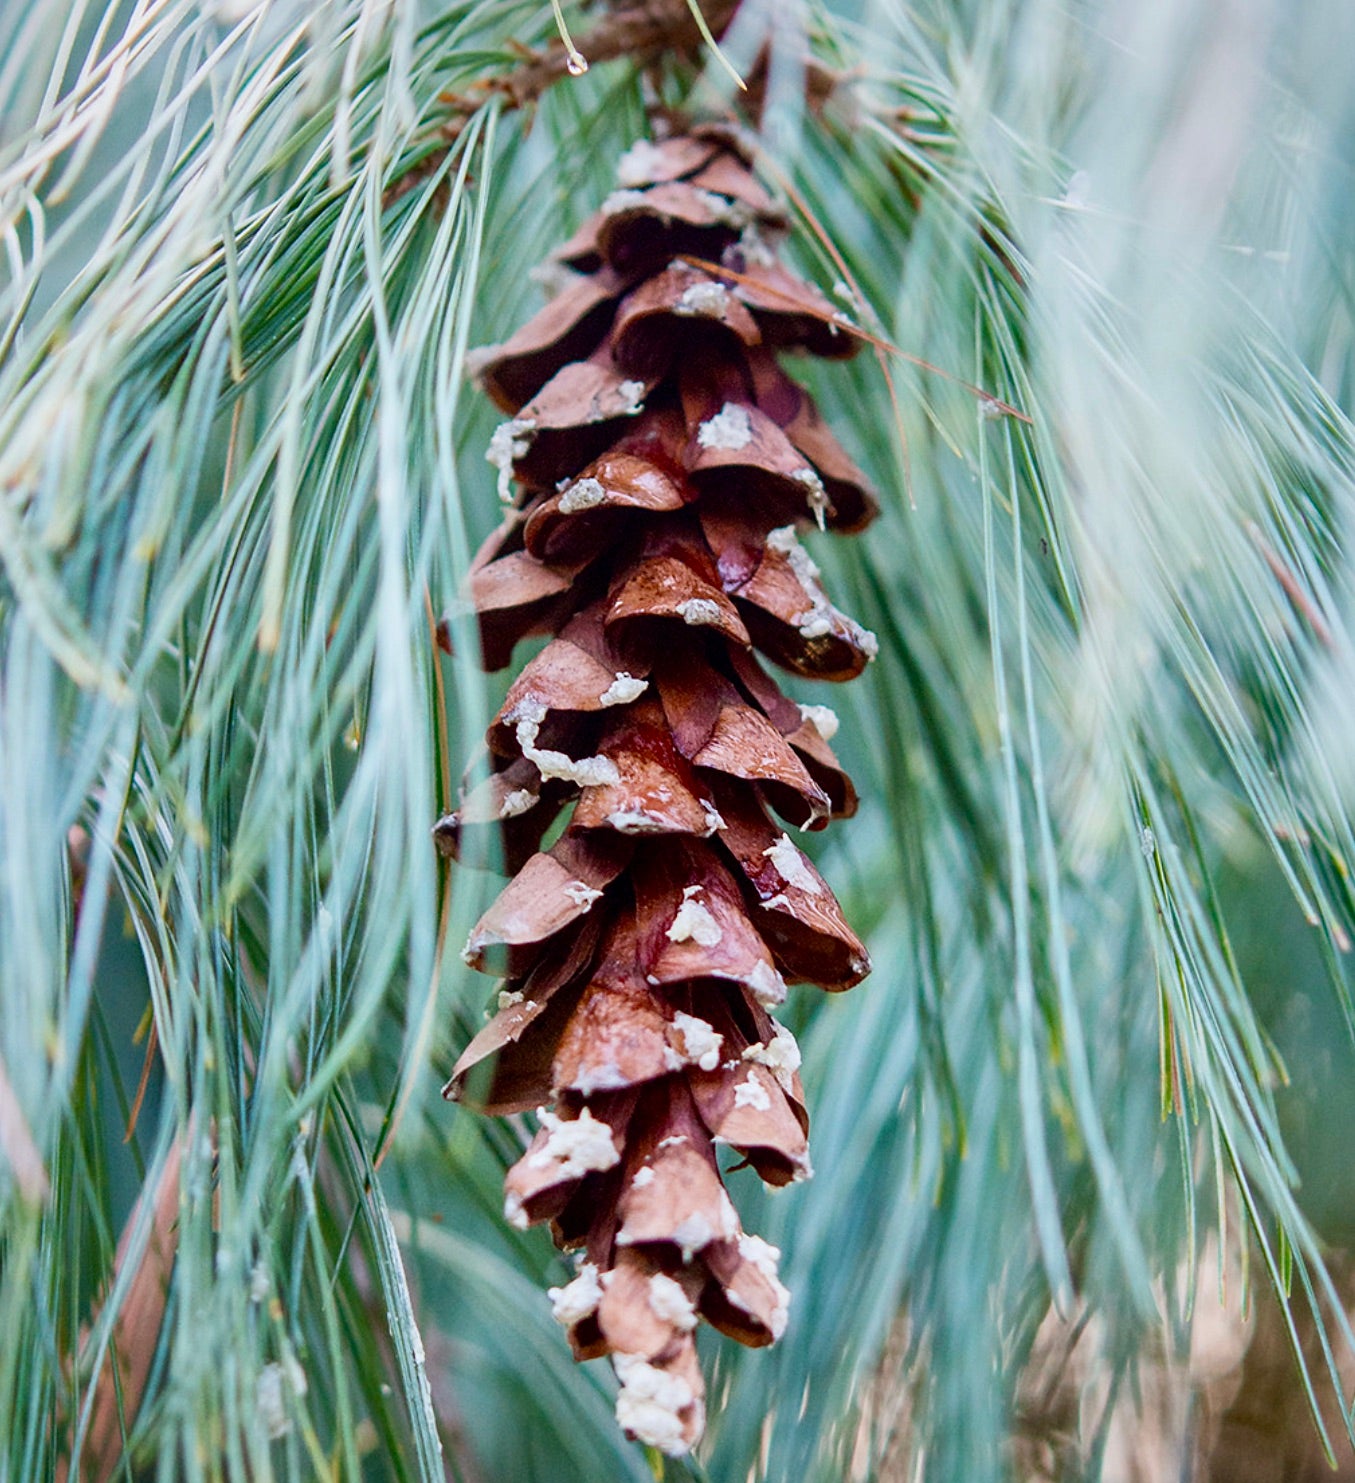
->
[438,128,877,1456]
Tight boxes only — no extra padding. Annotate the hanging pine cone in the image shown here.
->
[437,127,878,1456]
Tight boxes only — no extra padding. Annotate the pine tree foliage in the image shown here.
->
[2,0,1355,1479]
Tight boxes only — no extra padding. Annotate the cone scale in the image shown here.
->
[438,128,877,1455]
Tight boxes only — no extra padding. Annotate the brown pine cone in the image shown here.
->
[437,127,877,1456]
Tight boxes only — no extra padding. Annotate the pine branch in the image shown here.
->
[4,1,1355,1480]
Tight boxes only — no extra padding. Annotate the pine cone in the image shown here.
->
[438,128,877,1456]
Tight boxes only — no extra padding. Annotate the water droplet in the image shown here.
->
[565,50,588,76]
